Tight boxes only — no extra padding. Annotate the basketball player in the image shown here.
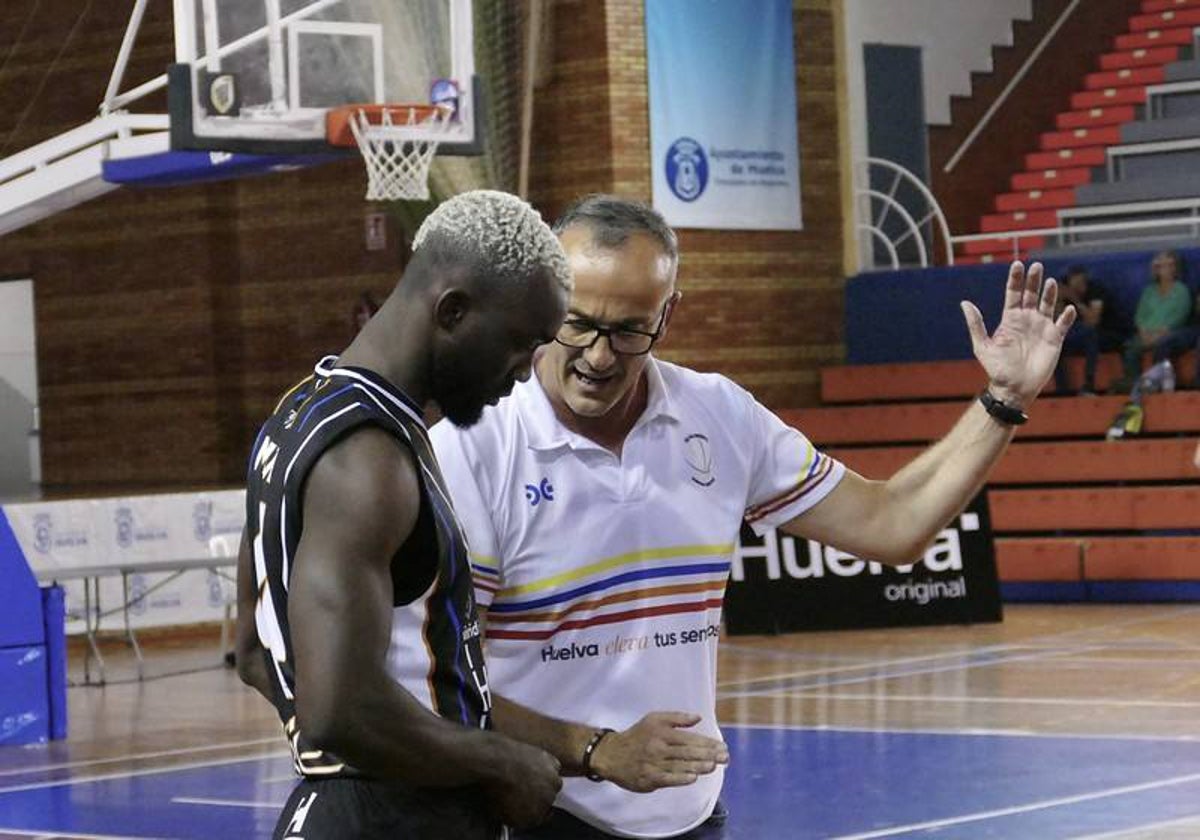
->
[235,191,572,839]
[429,195,1075,838]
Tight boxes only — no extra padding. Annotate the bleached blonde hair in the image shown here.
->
[413,190,572,293]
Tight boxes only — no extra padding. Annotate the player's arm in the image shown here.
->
[782,261,1073,564]
[234,526,273,701]
[490,692,728,793]
[289,427,560,811]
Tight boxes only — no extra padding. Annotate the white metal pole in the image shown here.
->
[202,0,222,73]
[265,0,288,111]
[102,0,152,115]
[173,0,197,63]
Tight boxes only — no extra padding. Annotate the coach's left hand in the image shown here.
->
[590,712,729,793]
[960,261,1075,409]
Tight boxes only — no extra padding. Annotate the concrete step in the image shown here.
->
[1056,105,1139,130]
[1115,26,1196,51]
[1163,57,1200,80]
[1012,167,1095,190]
[1132,6,1200,31]
[1100,45,1181,70]
[1075,170,1200,205]
[1121,112,1200,142]
[1086,66,1167,90]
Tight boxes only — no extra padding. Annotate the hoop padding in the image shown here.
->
[329,104,452,201]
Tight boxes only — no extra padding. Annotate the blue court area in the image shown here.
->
[1,726,1199,838]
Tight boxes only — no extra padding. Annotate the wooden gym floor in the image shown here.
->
[0,604,1197,839]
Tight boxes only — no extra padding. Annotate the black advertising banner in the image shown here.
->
[725,493,1001,635]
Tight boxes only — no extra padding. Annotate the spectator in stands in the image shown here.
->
[1053,266,1127,396]
[1115,251,1193,392]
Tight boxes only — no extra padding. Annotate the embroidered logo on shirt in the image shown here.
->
[684,433,715,486]
[524,478,555,506]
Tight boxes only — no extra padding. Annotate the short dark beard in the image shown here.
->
[431,346,488,428]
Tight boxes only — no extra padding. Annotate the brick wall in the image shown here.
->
[531,0,847,409]
[0,0,848,492]
[0,2,402,491]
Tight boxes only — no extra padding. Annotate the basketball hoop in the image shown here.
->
[326,104,453,201]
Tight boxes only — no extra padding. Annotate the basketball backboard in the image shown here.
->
[169,0,479,156]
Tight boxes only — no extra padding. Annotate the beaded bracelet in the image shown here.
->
[582,728,614,782]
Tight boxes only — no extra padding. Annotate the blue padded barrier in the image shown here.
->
[847,247,1200,364]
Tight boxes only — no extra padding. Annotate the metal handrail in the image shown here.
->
[858,224,899,270]
[944,0,1082,174]
[855,157,953,268]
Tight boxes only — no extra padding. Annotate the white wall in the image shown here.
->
[0,280,39,498]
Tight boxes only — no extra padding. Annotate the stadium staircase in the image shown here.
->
[957,0,1200,264]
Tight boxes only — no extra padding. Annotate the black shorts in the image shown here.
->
[272,777,501,840]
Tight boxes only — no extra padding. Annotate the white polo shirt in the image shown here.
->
[430,357,845,838]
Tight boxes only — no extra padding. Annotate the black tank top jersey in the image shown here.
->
[245,355,492,779]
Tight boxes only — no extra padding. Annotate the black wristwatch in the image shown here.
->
[978,389,1028,426]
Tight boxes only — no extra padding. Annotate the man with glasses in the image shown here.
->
[429,195,1072,839]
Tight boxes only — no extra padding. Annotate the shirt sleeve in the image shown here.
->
[1166,283,1193,329]
[738,385,846,536]
[428,421,504,611]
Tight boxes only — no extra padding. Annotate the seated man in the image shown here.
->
[1117,251,1194,392]
[1052,266,1127,395]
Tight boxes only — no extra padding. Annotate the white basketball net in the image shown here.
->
[348,105,453,201]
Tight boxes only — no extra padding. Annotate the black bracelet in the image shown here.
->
[581,728,614,782]
[978,389,1028,426]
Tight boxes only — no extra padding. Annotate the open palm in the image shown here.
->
[961,262,1076,405]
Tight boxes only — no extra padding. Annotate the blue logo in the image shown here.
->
[524,478,555,507]
[115,507,134,549]
[193,501,212,543]
[430,78,460,121]
[129,573,148,615]
[666,137,707,202]
[33,514,52,554]
[206,570,225,608]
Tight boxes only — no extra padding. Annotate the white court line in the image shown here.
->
[1066,813,1200,839]
[738,691,1200,709]
[260,773,299,784]
[0,751,288,796]
[718,644,1103,697]
[721,721,1200,743]
[716,642,1043,689]
[171,796,287,809]
[0,828,168,840]
[715,607,1195,691]
[0,737,281,779]
[828,771,1200,839]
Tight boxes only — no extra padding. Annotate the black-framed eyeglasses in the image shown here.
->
[553,299,671,356]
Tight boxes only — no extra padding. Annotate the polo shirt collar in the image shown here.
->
[520,356,680,452]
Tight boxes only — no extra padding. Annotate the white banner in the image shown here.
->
[3,490,246,633]
[646,0,803,230]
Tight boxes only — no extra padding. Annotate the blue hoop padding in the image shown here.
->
[102,149,349,187]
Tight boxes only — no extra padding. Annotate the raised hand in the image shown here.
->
[960,261,1076,407]
[589,712,729,793]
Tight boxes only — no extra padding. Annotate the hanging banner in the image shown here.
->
[645,0,803,230]
[725,493,1002,634]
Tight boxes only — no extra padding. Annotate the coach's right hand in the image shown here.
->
[590,712,729,793]
[484,736,562,829]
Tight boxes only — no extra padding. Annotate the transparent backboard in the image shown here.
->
[171,0,478,155]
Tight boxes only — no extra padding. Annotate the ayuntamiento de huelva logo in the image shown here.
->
[666,137,708,201]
